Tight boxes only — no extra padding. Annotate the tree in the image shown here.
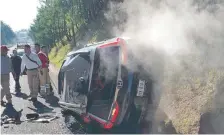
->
[29,0,111,48]
[1,21,16,45]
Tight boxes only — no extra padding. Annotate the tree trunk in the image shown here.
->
[71,0,76,47]
[71,21,76,47]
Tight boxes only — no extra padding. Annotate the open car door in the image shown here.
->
[59,53,91,115]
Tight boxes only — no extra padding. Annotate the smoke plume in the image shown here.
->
[105,0,224,133]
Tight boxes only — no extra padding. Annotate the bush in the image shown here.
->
[48,43,71,68]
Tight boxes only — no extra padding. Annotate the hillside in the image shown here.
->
[30,0,224,133]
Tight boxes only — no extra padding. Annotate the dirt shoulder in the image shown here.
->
[49,64,59,95]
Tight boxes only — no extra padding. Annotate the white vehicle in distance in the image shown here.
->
[16,49,25,58]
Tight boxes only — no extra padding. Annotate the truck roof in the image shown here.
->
[66,37,131,57]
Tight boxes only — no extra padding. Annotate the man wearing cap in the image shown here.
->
[20,45,42,102]
[38,45,52,96]
[1,45,14,106]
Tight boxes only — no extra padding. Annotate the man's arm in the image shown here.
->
[34,53,42,67]
[9,57,15,74]
[18,56,22,64]
[20,55,25,75]
[18,56,22,73]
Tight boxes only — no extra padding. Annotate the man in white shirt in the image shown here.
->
[20,45,42,102]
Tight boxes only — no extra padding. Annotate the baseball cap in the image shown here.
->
[1,45,9,51]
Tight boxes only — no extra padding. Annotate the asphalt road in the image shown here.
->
[1,70,82,134]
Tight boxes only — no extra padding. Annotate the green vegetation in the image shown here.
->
[1,21,16,45]
[29,0,113,47]
[29,0,114,66]
[48,43,71,68]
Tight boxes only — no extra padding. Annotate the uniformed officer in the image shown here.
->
[38,45,52,96]
[35,43,53,94]
[20,45,42,102]
[1,45,14,106]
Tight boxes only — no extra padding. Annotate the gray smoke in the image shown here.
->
[105,0,224,133]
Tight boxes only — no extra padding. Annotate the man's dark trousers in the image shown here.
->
[11,55,22,92]
[14,72,21,91]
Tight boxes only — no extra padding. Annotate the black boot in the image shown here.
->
[15,87,21,93]
[31,98,37,102]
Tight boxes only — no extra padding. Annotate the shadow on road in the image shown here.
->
[64,113,88,134]
[1,104,23,125]
[11,92,29,100]
[27,101,54,114]
[45,94,60,108]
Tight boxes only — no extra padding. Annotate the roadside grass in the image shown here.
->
[49,43,71,68]
[159,68,224,133]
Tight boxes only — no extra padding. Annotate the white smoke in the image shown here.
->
[105,0,224,133]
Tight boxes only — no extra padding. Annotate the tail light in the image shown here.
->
[103,101,119,129]
[81,114,91,123]
[104,122,113,129]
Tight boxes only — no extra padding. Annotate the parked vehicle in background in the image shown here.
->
[16,49,25,58]
[58,37,161,133]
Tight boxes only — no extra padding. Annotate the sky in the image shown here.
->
[0,0,40,32]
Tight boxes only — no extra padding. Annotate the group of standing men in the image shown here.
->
[1,43,52,106]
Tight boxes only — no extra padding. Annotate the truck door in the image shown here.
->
[59,53,91,115]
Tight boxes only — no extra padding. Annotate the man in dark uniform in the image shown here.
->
[11,49,22,92]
